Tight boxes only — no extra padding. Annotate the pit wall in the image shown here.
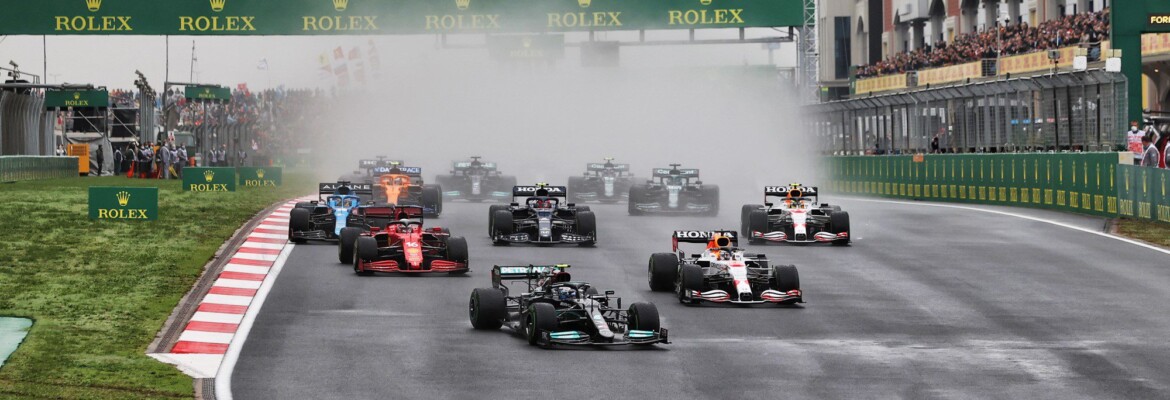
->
[825,153,1170,222]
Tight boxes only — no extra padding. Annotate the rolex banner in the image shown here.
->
[89,187,158,220]
[238,167,283,187]
[183,167,237,192]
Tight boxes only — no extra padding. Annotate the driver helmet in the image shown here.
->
[718,250,733,261]
[556,286,577,301]
[398,219,414,232]
[538,199,553,208]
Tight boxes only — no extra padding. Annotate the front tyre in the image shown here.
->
[829,211,851,246]
[446,236,469,275]
[678,264,704,305]
[627,302,661,340]
[338,227,362,264]
[741,204,763,237]
[526,302,558,346]
[469,288,506,330]
[575,211,597,247]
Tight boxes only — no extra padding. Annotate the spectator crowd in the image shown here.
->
[856,9,1110,78]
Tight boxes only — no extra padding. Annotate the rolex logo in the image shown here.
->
[578,0,590,7]
[455,0,470,10]
[699,0,712,5]
[116,191,130,207]
[204,170,216,182]
[73,92,81,100]
[522,37,532,48]
[204,88,211,94]
[256,169,266,179]
[86,0,102,12]
[210,0,226,12]
[333,0,348,11]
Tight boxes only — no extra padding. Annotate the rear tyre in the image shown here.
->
[748,210,770,244]
[469,288,506,330]
[422,185,442,218]
[627,302,660,333]
[446,236,469,275]
[741,204,763,237]
[289,208,310,244]
[354,236,377,276]
[574,205,591,213]
[575,211,597,247]
[701,185,720,216]
[678,264,704,305]
[771,265,800,292]
[647,253,679,292]
[526,302,558,346]
[492,210,513,245]
[338,227,362,264]
[829,211,851,245]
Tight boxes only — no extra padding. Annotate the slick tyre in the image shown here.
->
[678,264,704,305]
[748,210,770,244]
[491,210,513,245]
[526,302,558,346]
[469,288,506,330]
[353,236,378,276]
[575,211,597,247]
[648,253,679,292]
[289,208,310,244]
[741,204,763,237]
[446,236,469,275]
[830,211,851,245]
[771,265,800,292]
[627,302,660,333]
[338,227,362,264]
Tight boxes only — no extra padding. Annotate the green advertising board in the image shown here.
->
[1,0,804,35]
[238,167,283,187]
[183,167,236,192]
[184,86,232,102]
[44,89,109,109]
[88,187,158,220]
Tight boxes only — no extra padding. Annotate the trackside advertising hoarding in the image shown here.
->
[183,167,236,192]
[89,187,158,220]
[238,167,283,187]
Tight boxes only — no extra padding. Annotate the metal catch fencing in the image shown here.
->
[810,69,1128,155]
[0,91,54,156]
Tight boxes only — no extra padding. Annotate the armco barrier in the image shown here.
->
[0,156,79,182]
[828,153,1129,217]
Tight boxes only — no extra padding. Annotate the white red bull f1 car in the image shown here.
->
[647,230,802,305]
[741,185,850,245]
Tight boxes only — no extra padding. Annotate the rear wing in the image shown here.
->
[513,185,567,198]
[491,264,569,289]
[764,186,818,198]
[359,159,404,169]
[587,163,630,172]
[319,182,374,196]
[652,168,699,178]
[371,165,423,177]
[453,161,498,170]
[355,204,425,222]
[672,230,738,252]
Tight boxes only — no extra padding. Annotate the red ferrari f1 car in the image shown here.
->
[338,205,469,275]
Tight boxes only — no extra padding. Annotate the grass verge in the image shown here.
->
[0,174,311,399]
[1115,218,1170,249]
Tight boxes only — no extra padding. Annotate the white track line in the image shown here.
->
[847,197,1170,256]
[216,242,295,400]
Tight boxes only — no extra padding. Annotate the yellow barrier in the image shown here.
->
[917,61,982,86]
[854,73,908,95]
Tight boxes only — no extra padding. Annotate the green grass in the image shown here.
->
[1116,218,1170,249]
[0,174,311,399]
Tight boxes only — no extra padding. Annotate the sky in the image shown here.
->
[0,29,798,91]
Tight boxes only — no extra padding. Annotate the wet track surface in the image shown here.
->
[233,199,1170,399]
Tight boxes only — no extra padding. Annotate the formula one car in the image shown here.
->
[370,162,443,218]
[647,230,802,305]
[489,184,597,246]
[568,158,633,203]
[339,158,404,184]
[434,157,517,202]
[288,182,375,243]
[741,185,850,245]
[628,164,719,216]
[339,205,470,275]
[469,264,669,348]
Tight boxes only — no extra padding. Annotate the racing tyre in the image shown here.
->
[771,265,800,292]
[422,185,442,218]
[575,211,597,247]
[678,264,704,305]
[648,253,679,292]
[487,205,509,237]
[741,204,763,237]
[446,236,469,275]
[338,227,362,264]
[294,201,316,209]
[568,176,586,203]
[748,210,770,244]
[627,302,660,333]
[289,208,310,244]
[627,186,644,216]
[491,210,513,245]
[526,302,558,346]
[353,236,378,276]
[701,185,720,216]
[829,211,851,246]
[574,205,591,212]
[469,288,506,330]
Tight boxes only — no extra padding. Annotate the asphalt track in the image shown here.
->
[233,198,1170,399]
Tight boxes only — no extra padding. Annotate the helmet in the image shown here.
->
[556,286,577,301]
